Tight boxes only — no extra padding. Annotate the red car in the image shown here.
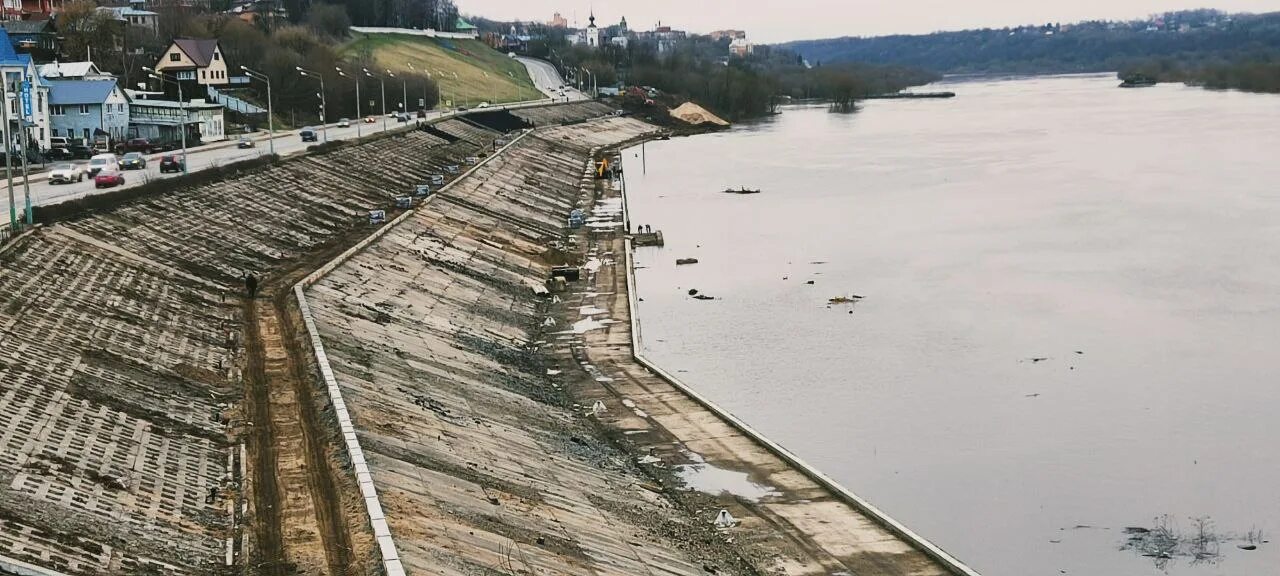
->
[94,170,126,189]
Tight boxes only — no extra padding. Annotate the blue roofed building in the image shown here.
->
[47,79,129,145]
[0,29,52,153]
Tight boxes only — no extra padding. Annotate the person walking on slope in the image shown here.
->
[244,273,258,298]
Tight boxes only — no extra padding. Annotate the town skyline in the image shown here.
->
[466,0,1280,43]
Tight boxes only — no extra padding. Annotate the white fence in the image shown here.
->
[350,27,479,40]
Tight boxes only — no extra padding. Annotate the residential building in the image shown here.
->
[127,91,225,145]
[0,30,50,152]
[19,0,64,18]
[548,12,568,28]
[455,17,479,38]
[38,61,112,81]
[729,37,754,57]
[1,19,56,57]
[48,79,129,144]
[152,38,229,102]
[98,5,159,33]
[228,0,288,25]
[710,30,747,41]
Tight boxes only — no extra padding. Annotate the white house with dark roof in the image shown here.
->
[152,38,229,101]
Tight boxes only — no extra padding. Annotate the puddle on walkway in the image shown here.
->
[676,450,779,502]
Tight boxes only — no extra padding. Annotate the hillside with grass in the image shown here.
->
[344,34,541,106]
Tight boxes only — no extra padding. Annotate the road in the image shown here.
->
[517,57,587,102]
[0,58,582,219]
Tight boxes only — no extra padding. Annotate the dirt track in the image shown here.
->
[242,236,380,575]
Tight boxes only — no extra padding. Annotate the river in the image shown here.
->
[621,74,1280,576]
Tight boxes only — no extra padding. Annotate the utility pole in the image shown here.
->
[337,67,361,138]
[17,77,30,226]
[145,67,188,174]
[297,66,328,143]
[364,69,387,132]
[242,66,275,157]
[2,73,15,233]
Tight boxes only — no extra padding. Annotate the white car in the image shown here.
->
[48,163,85,184]
[477,102,490,108]
[87,153,118,177]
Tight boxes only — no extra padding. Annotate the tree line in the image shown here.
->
[1121,57,1280,93]
[526,33,938,120]
[782,10,1280,75]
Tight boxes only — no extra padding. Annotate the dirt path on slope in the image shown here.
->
[242,232,388,575]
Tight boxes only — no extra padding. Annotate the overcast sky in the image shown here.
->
[462,0,1280,43]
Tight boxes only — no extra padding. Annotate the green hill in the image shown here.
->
[343,33,541,106]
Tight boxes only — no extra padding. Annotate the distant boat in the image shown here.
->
[723,186,761,195]
[1119,74,1158,88]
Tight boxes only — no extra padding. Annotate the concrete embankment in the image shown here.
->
[299,114,978,574]
[0,101,619,575]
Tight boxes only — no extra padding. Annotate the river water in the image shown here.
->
[621,74,1280,576]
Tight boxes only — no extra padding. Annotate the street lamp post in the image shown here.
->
[241,66,275,157]
[337,67,361,138]
[407,62,432,112]
[296,66,328,143]
[388,70,406,117]
[435,69,450,110]
[364,69,387,133]
[144,67,188,175]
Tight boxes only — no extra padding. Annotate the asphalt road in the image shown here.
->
[1,57,583,218]
[517,57,587,102]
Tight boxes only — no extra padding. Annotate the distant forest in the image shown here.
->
[274,0,459,29]
[783,10,1280,92]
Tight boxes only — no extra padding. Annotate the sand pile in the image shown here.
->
[669,102,730,126]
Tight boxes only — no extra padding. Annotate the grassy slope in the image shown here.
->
[343,34,540,106]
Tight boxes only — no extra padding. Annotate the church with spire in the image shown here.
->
[570,11,630,49]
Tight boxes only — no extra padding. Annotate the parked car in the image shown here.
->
[87,153,119,176]
[159,155,185,173]
[45,147,74,161]
[114,138,155,155]
[49,136,71,149]
[94,170,125,189]
[118,152,146,170]
[300,127,318,142]
[68,145,95,160]
[477,102,490,108]
[395,112,409,123]
[416,109,427,118]
[338,118,351,128]
[47,163,85,184]
[237,135,255,149]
